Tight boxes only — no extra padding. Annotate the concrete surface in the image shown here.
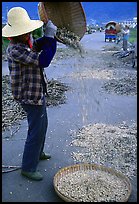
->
[2,32,137,202]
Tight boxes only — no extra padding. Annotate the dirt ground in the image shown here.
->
[2,32,137,202]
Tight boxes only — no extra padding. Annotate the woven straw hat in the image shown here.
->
[2,7,44,37]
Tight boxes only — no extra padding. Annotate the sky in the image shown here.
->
[2,2,137,25]
[2,2,40,23]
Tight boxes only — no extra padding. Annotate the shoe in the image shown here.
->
[21,170,43,181]
[39,152,51,160]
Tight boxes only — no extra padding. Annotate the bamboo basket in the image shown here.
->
[38,2,87,43]
[53,163,132,202]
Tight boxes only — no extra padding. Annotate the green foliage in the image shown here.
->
[32,27,43,39]
[2,37,10,54]
[129,28,137,43]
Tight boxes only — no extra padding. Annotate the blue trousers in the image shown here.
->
[21,98,48,172]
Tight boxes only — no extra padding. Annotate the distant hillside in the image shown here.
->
[81,2,137,24]
[2,2,137,25]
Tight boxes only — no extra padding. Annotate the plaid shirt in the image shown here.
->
[6,37,56,105]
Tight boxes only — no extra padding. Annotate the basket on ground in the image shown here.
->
[53,163,132,202]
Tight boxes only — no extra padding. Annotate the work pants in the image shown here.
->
[21,97,48,172]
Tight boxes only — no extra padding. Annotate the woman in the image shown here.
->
[2,6,57,181]
[121,25,130,51]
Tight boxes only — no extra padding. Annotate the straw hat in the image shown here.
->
[2,7,44,37]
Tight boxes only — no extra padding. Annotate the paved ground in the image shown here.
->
[2,32,137,202]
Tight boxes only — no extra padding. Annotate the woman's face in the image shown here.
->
[18,33,31,43]
[10,32,32,45]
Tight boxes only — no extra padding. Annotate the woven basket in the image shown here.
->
[53,163,132,202]
[38,2,86,43]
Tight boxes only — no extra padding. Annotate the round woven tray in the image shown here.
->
[38,2,86,43]
[53,163,132,202]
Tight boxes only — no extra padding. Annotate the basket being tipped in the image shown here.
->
[38,2,86,50]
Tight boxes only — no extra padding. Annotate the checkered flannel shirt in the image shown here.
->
[6,37,56,105]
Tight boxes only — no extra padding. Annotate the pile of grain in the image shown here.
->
[2,75,70,132]
[57,169,129,202]
[70,123,137,178]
